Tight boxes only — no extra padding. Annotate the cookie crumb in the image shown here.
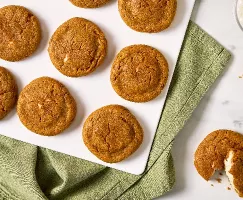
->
[211,184,214,187]
[216,178,222,183]
[227,187,231,190]
[239,75,243,78]
[219,172,223,176]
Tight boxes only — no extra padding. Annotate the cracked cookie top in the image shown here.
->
[69,0,111,8]
[0,66,18,119]
[110,45,169,102]
[82,105,143,163]
[194,130,243,181]
[0,5,41,61]
[118,0,177,33]
[48,17,107,77]
[17,77,77,136]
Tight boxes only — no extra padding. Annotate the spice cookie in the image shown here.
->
[110,45,169,103]
[194,130,243,181]
[17,77,77,136]
[0,5,41,61]
[48,17,107,77]
[83,105,143,163]
[0,67,18,119]
[70,0,111,8]
[225,150,243,197]
[118,0,177,33]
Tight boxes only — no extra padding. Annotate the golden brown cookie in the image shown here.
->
[48,17,107,77]
[69,0,111,8]
[225,150,243,197]
[17,77,77,136]
[0,67,18,119]
[194,130,243,181]
[83,105,143,163]
[0,5,41,61]
[118,0,177,33]
[110,45,169,103]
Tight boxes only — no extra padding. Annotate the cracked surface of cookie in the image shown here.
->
[0,66,18,119]
[225,150,243,197]
[48,17,107,77]
[17,77,77,136]
[83,105,143,163]
[194,130,243,181]
[118,0,177,33]
[110,45,168,102]
[0,5,41,61]
[69,0,111,8]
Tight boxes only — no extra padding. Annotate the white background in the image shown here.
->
[159,0,243,199]
[0,0,195,175]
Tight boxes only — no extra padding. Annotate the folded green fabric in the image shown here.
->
[0,21,231,200]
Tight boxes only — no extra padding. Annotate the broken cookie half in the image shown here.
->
[225,150,243,197]
[194,129,243,197]
[194,129,243,180]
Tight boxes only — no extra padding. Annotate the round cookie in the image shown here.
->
[48,17,107,77]
[194,130,243,181]
[110,45,169,103]
[83,105,143,163]
[17,77,77,136]
[0,5,41,61]
[0,67,18,119]
[69,0,111,8]
[118,0,177,33]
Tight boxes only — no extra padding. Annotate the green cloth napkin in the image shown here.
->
[0,21,231,200]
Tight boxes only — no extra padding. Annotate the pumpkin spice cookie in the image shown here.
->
[83,105,143,163]
[0,67,18,119]
[17,77,77,136]
[69,0,111,8]
[225,150,243,197]
[48,17,107,77]
[0,5,41,61]
[110,45,169,103]
[194,130,243,181]
[118,0,177,33]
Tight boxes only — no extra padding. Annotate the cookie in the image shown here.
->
[69,0,111,8]
[83,105,143,163]
[110,45,169,103]
[194,130,243,181]
[118,0,177,33]
[48,17,107,77]
[0,67,18,119]
[225,150,243,197]
[0,5,41,61]
[17,77,77,136]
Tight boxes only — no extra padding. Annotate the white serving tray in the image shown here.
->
[0,0,195,175]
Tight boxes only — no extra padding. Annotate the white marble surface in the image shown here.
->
[159,0,243,199]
